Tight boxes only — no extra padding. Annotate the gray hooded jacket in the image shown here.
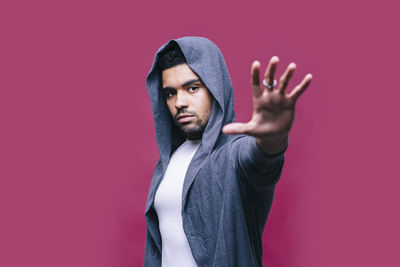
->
[144,36,286,267]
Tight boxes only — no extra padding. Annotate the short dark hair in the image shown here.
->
[157,42,187,71]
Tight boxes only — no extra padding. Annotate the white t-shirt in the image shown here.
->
[154,139,201,267]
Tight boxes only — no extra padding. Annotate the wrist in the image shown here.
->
[256,134,289,156]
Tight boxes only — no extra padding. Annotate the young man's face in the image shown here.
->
[162,63,213,140]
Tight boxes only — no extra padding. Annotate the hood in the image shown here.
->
[146,36,236,166]
[145,36,236,213]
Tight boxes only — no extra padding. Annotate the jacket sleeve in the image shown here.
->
[144,225,162,266]
[232,135,287,191]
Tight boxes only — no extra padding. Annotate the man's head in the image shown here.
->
[158,43,213,140]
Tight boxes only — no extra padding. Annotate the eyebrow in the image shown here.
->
[162,79,201,91]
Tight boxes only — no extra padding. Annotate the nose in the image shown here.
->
[175,90,189,110]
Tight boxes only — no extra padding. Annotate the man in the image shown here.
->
[144,36,312,266]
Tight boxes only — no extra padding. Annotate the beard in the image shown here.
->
[173,109,211,140]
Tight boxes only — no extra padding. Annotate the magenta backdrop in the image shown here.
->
[1,0,399,266]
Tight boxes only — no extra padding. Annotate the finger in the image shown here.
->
[263,56,279,90]
[278,63,296,94]
[288,73,313,101]
[251,61,262,98]
[222,122,252,135]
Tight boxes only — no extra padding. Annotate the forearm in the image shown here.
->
[234,136,285,190]
[256,133,289,156]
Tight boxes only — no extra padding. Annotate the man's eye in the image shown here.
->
[165,91,176,98]
[188,86,199,92]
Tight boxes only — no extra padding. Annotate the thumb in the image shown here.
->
[222,122,251,135]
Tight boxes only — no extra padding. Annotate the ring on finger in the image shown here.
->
[263,79,277,90]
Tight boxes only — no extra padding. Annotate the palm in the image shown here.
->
[223,56,312,138]
[250,88,295,137]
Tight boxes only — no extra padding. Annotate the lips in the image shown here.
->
[176,113,195,123]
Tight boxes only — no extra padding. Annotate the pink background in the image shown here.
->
[1,0,399,266]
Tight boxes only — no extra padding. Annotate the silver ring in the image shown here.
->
[263,79,277,90]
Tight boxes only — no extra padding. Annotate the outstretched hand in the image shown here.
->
[222,56,312,155]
